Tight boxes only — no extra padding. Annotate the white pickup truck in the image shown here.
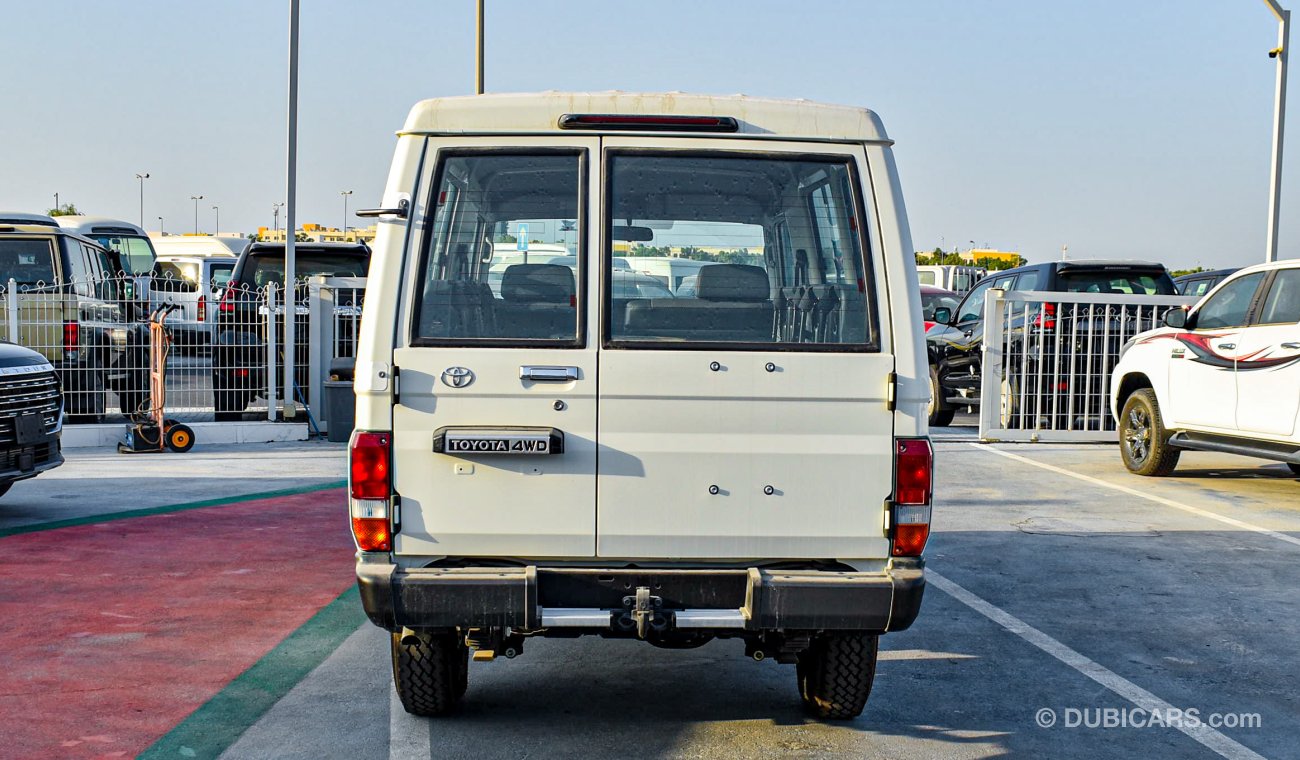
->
[349,92,933,720]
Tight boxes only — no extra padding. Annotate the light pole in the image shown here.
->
[212,205,220,235]
[1264,1,1291,263]
[340,190,353,235]
[284,0,301,418]
[53,193,59,214]
[273,202,284,233]
[190,195,204,234]
[135,173,149,228]
[158,216,164,236]
[476,0,485,94]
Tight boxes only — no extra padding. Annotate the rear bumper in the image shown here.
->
[356,556,925,634]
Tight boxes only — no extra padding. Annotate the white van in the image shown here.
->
[53,217,157,276]
[915,264,986,294]
[150,254,237,346]
[151,235,249,260]
[351,92,932,720]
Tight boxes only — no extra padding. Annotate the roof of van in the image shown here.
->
[401,92,888,142]
[0,212,59,227]
[152,235,248,257]
[53,216,148,237]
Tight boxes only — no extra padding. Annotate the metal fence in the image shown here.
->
[0,272,365,429]
[978,289,1198,442]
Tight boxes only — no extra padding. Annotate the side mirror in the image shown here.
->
[932,306,952,325]
[1163,307,1188,329]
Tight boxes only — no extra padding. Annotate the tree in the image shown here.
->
[495,233,518,243]
[1170,267,1206,278]
[47,203,80,217]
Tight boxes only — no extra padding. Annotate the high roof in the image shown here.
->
[401,92,888,142]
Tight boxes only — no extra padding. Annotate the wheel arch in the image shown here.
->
[1114,371,1161,424]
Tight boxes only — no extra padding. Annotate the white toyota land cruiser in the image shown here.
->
[350,92,933,720]
[1112,260,1300,476]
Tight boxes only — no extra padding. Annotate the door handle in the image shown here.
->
[520,365,580,382]
[1217,343,1236,351]
[1282,342,1300,350]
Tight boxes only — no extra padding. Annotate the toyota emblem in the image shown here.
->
[441,366,475,388]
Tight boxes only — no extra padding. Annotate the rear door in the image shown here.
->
[1233,267,1300,437]
[595,140,894,559]
[392,140,599,558]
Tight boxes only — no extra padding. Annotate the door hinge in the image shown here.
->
[886,371,898,412]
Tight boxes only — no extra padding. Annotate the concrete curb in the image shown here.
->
[60,421,309,449]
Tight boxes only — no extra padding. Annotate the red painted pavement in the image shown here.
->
[0,489,356,760]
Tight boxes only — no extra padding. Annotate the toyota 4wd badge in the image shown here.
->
[441,366,474,388]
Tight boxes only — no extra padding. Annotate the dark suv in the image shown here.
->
[211,242,369,419]
[925,260,1177,426]
[0,341,64,496]
[0,217,148,421]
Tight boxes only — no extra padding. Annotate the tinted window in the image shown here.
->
[1196,272,1264,330]
[0,239,57,286]
[920,291,959,321]
[1059,271,1175,295]
[606,154,874,348]
[956,274,1015,323]
[1257,268,1300,325]
[155,261,199,292]
[241,252,368,287]
[413,152,581,344]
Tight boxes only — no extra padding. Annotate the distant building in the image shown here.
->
[963,248,1020,265]
[257,223,377,244]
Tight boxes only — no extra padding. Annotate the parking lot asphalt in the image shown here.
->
[4,437,1297,759]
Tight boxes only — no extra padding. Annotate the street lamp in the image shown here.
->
[190,195,204,234]
[340,190,353,235]
[1263,1,1291,263]
[135,173,149,228]
[212,205,220,235]
[273,202,284,233]
[157,216,164,235]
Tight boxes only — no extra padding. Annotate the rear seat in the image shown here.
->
[496,263,576,339]
[623,263,773,341]
[418,279,496,338]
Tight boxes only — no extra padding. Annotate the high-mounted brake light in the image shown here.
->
[892,438,934,557]
[557,114,739,132]
[350,431,393,552]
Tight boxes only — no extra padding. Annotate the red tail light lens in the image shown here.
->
[893,438,934,557]
[350,431,390,499]
[63,321,79,354]
[1033,302,1057,330]
[218,284,236,312]
[197,295,206,322]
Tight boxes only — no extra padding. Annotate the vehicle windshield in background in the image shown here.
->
[242,253,368,286]
[154,261,199,292]
[0,239,58,285]
[210,263,234,289]
[1060,271,1175,295]
[94,235,156,275]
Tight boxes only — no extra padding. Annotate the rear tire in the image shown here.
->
[391,631,468,716]
[927,367,956,427]
[796,633,878,720]
[1119,389,1180,477]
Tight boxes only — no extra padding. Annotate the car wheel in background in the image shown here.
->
[928,367,956,427]
[1119,389,1180,477]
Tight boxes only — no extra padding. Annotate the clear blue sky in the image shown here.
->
[0,0,1295,268]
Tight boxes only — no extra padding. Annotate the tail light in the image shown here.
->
[1033,302,1057,330]
[197,295,206,322]
[892,438,933,557]
[63,321,80,360]
[218,283,237,313]
[349,431,393,552]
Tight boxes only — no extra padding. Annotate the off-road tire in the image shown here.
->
[391,631,468,716]
[928,367,956,427]
[1119,389,1180,477]
[796,633,879,720]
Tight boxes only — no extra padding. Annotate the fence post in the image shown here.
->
[978,288,1006,441]
[266,284,278,422]
[6,278,17,344]
[307,276,327,432]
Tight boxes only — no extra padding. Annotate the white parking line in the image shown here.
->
[389,685,431,760]
[928,571,1267,760]
[968,443,1300,550]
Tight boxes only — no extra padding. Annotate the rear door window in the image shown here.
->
[1256,268,1300,325]
[605,153,876,349]
[0,238,58,287]
[412,151,583,345]
[1060,271,1176,295]
[155,261,200,292]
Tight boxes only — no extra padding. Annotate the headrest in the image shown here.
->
[695,264,770,302]
[501,264,574,303]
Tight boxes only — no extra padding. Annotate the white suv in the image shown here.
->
[350,92,933,720]
[1112,260,1300,476]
